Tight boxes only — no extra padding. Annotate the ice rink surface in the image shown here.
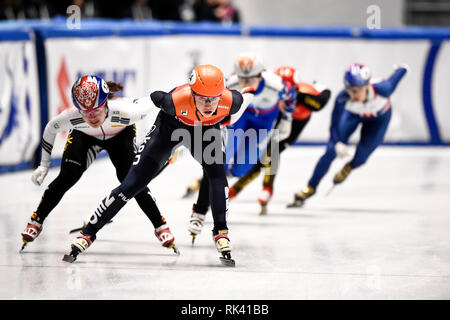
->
[1,146,450,300]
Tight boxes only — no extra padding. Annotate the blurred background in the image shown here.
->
[2,1,450,301]
[1,0,449,173]
[0,0,449,26]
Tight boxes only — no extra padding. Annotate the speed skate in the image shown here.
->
[219,252,235,267]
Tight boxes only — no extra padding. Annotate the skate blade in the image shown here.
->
[190,233,197,246]
[325,185,335,197]
[182,189,194,199]
[219,254,235,267]
[286,201,304,208]
[258,204,268,215]
[62,254,77,263]
[69,220,113,234]
[68,227,83,234]
[20,239,28,252]
[168,243,180,256]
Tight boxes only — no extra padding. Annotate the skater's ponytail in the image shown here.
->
[106,81,124,99]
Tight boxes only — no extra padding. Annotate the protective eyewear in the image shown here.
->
[346,86,367,95]
[193,94,221,104]
[79,102,106,117]
[238,75,259,82]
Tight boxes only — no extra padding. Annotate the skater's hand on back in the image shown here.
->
[240,86,256,95]
[32,165,49,186]
[393,63,410,73]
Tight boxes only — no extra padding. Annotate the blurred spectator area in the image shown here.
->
[405,0,450,26]
[0,0,449,26]
[1,0,55,19]
[192,0,240,23]
[0,0,241,22]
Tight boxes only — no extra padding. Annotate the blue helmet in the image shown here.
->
[71,75,109,112]
[344,63,371,88]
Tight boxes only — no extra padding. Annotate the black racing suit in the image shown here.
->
[83,89,244,236]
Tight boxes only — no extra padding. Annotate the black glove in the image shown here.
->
[297,89,331,112]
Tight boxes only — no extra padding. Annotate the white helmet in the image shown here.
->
[233,52,265,78]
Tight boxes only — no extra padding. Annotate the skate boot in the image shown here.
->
[182,178,201,198]
[287,185,316,208]
[333,163,352,184]
[213,229,235,267]
[20,215,43,251]
[62,232,96,263]
[188,210,206,245]
[155,224,179,255]
[257,186,273,215]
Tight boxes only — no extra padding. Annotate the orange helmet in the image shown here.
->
[274,66,301,86]
[189,64,225,97]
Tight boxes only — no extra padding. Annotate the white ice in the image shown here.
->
[1,146,450,299]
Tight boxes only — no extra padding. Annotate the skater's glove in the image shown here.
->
[335,142,350,158]
[240,86,256,95]
[393,63,410,73]
[276,118,292,142]
[32,165,49,186]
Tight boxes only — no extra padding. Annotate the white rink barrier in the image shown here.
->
[0,30,41,172]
